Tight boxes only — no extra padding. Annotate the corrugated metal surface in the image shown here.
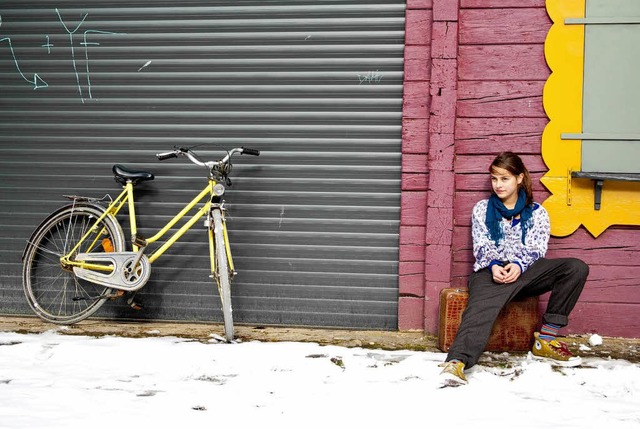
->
[0,1,405,329]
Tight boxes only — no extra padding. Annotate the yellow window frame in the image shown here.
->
[542,0,640,237]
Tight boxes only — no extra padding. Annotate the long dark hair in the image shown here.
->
[489,152,533,205]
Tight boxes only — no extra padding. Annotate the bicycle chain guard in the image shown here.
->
[73,252,151,291]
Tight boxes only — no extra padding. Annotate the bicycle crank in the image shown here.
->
[73,252,151,291]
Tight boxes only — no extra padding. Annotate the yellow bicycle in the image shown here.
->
[21,146,260,341]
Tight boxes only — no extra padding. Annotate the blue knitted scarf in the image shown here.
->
[485,189,533,245]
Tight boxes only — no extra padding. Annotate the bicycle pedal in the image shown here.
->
[129,301,144,311]
[126,296,144,311]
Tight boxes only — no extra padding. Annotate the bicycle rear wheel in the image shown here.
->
[212,209,234,341]
[22,204,125,324]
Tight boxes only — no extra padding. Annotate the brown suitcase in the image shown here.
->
[438,288,539,352]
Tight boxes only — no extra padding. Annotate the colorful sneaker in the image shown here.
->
[438,360,468,387]
[531,332,582,367]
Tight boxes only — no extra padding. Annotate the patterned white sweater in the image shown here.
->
[471,199,550,273]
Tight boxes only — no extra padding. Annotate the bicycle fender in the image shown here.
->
[21,202,118,262]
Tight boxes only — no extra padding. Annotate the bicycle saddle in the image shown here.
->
[112,164,155,185]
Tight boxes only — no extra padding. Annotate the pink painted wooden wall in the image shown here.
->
[399,0,640,338]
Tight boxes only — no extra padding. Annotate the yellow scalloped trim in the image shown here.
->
[541,0,640,237]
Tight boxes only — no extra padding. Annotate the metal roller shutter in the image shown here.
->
[0,1,405,329]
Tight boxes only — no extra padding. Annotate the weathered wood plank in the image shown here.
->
[429,88,457,133]
[453,191,486,224]
[456,135,542,155]
[561,303,640,337]
[431,59,458,91]
[398,296,424,331]
[404,45,431,82]
[577,282,640,304]
[428,170,455,207]
[549,227,640,249]
[401,191,427,226]
[457,81,546,118]
[461,0,545,8]
[451,260,474,288]
[460,8,550,45]
[550,246,640,264]
[428,133,455,170]
[403,81,430,119]
[459,45,549,81]
[399,273,425,296]
[454,153,547,173]
[455,117,547,153]
[563,262,640,286]
[399,261,424,276]
[426,207,454,244]
[400,245,426,263]
[400,225,426,245]
[402,118,429,153]
[405,9,432,45]
[426,244,454,282]
[431,22,458,59]
[402,153,428,173]
[407,0,432,9]
[574,267,640,297]
[433,0,458,21]
[402,173,428,191]
[452,227,472,250]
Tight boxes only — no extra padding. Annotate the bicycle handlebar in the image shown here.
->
[155,147,260,167]
[156,151,178,161]
[241,148,260,156]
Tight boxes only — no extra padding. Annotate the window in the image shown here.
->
[541,0,640,237]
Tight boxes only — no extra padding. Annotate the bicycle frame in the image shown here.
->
[60,178,235,278]
[23,146,258,338]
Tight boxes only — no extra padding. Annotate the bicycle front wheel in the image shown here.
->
[22,204,125,324]
[212,209,234,341]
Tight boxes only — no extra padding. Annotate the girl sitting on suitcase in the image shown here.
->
[440,151,589,387]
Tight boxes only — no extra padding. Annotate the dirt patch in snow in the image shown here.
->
[1,316,638,363]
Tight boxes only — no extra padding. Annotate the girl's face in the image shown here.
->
[490,166,523,206]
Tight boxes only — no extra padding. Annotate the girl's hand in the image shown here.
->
[502,263,521,283]
[491,264,507,284]
[491,263,521,284]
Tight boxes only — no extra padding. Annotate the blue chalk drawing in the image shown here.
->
[0,36,49,89]
[1,15,48,89]
[82,30,122,100]
[56,8,124,102]
[42,35,54,54]
[1,9,124,101]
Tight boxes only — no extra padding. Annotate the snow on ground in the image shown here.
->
[0,330,638,429]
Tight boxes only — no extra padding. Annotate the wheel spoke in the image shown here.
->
[22,205,122,324]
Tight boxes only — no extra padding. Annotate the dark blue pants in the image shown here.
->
[446,258,589,368]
